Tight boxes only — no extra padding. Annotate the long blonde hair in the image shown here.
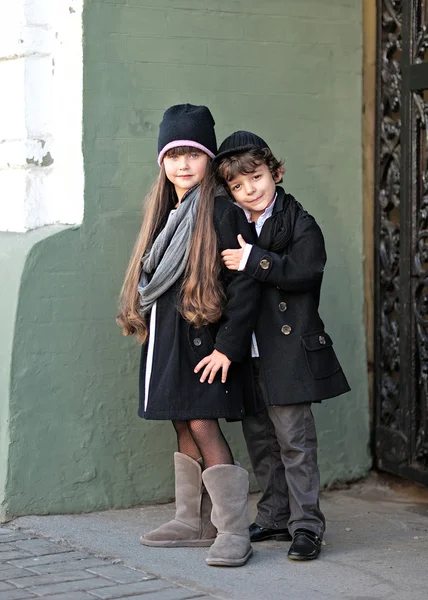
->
[117,149,225,343]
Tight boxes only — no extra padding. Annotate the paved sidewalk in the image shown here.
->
[4,474,428,600]
[0,528,213,600]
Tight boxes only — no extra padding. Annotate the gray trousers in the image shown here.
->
[242,365,325,537]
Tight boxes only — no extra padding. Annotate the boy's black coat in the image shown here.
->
[139,195,259,421]
[244,186,350,408]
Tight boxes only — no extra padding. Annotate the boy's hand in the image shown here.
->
[194,350,232,384]
[221,234,247,271]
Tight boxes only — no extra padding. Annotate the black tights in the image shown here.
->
[172,420,233,468]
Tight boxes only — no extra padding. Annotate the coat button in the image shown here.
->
[319,335,326,345]
[281,325,292,335]
[259,258,270,270]
[278,301,287,312]
[193,338,202,346]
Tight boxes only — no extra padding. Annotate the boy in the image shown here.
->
[214,131,350,561]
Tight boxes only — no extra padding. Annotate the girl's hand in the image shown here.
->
[221,234,247,271]
[194,350,232,384]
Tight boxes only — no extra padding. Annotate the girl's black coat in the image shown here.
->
[245,187,350,408]
[139,195,259,421]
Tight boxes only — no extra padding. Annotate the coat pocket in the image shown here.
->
[301,331,341,380]
[187,325,215,359]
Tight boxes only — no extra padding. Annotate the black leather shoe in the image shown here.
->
[287,528,322,560]
[249,522,292,542]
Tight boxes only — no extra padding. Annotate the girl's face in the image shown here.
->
[163,150,209,201]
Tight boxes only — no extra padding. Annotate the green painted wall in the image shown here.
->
[2,0,369,518]
[0,228,66,520]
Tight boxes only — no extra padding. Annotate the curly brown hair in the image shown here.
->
[216,147,284,184]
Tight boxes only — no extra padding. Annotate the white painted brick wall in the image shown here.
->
[0,0,84,232]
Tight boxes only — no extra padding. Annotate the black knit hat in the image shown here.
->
[157,104,217,165]
[214,130,270,163]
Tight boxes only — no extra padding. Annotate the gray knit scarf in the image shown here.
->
[138,185,200,315]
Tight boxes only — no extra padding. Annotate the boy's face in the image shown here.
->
[226,162,279,221]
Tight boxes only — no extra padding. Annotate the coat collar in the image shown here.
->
[257,186,292,249]
[272,186,288,215]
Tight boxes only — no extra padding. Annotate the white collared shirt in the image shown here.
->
[238,193,277,270]
[237,193,277,357]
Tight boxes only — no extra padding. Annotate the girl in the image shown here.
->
[117,105,259,567]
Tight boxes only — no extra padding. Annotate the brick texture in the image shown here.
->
[0,526,212,600]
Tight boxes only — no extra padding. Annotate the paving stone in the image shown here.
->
[50,594,97,600]
[0,581,14,591]
[27,577,116,597]
[0,534,34,544]
[0,551,33,561]
[0,529,207,600]
[88,579,174,599]
[0,590,37,600]
[0,543,16,552]
[9,552,90,568]
[13,539,72,556]
[0,567,38,580]
[85,565,154,584]
[7,569,96,588]
[0,528,30,535]
[0,525,17,536]
[103,591,208,600]
[27,558,108,575]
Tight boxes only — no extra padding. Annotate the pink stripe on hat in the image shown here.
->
[158,140,215,166]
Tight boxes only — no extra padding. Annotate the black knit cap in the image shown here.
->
[214,130,270,164]
[157,104,217,165]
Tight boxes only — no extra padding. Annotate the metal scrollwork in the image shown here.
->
[377,0,428,480]
[378,0,403,432]
[413,91,428,465]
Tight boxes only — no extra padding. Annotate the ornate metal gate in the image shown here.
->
[375,0,428,485]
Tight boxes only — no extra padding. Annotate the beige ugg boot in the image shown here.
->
[202,464,253,567]
[140,452,216,547]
